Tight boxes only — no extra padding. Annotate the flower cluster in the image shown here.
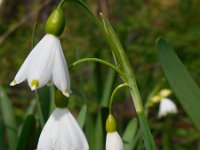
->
[11,7,89,150]
[11,4,128,150]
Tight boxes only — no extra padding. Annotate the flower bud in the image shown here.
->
[45,7,65,36]
[106,114,117,133]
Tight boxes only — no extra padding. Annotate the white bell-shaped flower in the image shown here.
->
[158,98,178,118]
[105,114,124,150]
[10,34,71,97]
[106,131,124,150]
[37,108,89,150]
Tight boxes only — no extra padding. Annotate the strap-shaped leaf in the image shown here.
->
[0,86,17,149]
[17,114,37,150]
[157,38,200,131]
[123,118,138,150]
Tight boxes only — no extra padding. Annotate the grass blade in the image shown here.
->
[0,86,17,149]
[85,113,95,149]
[123,118,138,150]
[17,114,37,150]
[94,112,104,150]
[156,37,200,131]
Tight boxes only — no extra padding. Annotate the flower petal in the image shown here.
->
[52,40,71,97]
[27,34,57,90]
[10,38,40,86]
[106,131,124,150]
[158,98,177,118]
[37,108,89,150]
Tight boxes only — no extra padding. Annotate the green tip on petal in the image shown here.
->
[106,114,117,133]
[64,89,68,93]
[31,79,39,90]
[10,79,16,86]
[45,7,65,36]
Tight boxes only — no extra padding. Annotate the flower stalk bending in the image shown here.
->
[56,0,157,149]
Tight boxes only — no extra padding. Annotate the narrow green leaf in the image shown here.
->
[157,38,200,131]
[123,118,138,150]
[0,86,17,150]
[94,112,104,150]
[17,115,37,150]
[85,113,95,149]
[77,105,87,128]
[25,99,36,117]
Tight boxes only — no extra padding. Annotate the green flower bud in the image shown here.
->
[45,7,65,36]
[106,114,117,133]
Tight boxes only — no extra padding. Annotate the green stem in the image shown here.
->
[34,90,45,126]
[100,14,157,150]
[58,0,106,35]
[109,83,129,114]
[58,0,68,8]
[31,23,37,47]
[72,57,126,80]
[60,0,157,149]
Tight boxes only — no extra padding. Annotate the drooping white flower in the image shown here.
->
[158,98,178,118]
[105,114,124,150]
[10,34,71,97]
[37,108,89,150]
[106,131,124,150]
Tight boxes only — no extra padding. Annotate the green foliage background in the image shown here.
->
[0,0,200,149]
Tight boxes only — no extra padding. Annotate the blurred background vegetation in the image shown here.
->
[0,0,200,149]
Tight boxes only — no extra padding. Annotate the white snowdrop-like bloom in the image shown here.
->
[10,34,71,97]
[37,108,89,150]
[105,114,124,150]
[158,98,178,118]
[106,131,124,150]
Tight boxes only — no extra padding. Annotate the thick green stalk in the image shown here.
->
[100,14,157,150]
